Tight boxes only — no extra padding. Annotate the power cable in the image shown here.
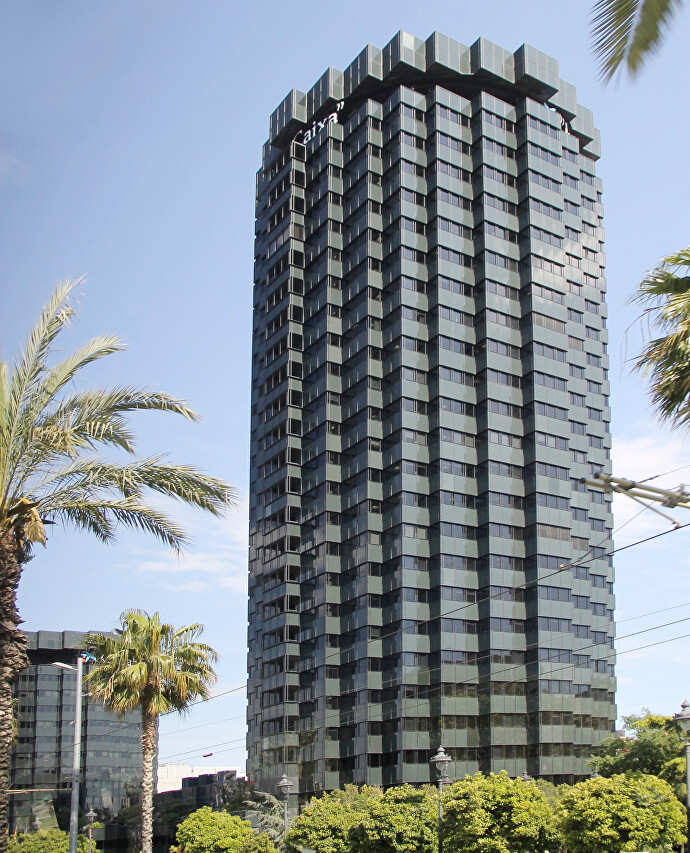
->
[67,627,690,781]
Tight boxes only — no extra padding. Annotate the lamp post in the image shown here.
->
[431,746,452,853]
[52,657,85,853]
[277,774,294,833]
[85,808,96,853]
[674,699,690,844]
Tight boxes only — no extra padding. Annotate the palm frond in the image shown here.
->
[628,0,682,73]
[58,385,203,420]
[591,0,683,81]
[0,281,237,553]
[86,610,218,719]
[1,280,80,507]
[31,334,124,410]
[120,460,240,513]
[630,248,690,426]
[48,499,189,551]
[28,458,239,537]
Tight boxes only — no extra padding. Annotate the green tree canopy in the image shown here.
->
[442,772,560,853]
[284,785,390,853]
[348,784,438,853]
[8,829,88,853]
[242,790,284,842]
[558,773,686,853]
[589,710,686,798]
[171,807,254,853]
[238,834,278,853]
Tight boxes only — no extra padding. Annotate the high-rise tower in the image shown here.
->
[248,32,615,799]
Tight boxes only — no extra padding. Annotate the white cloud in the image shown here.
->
[163,580,210,593]
[0,149,25,185]
[124,504,249,594]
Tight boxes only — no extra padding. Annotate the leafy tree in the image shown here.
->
[442,772,560,853]
[243,790,284,842]
[284,787,380,853]
[558,773,686,853]
[590,0,684,81]
[223,776,254,814]
[7,829,88,853]
[348,784,438,853]
[589,709,686,798]
[0,279,237,851]
[238,834,278,853]
[171,807,254,853]
[532,779,561,808]
[86,611,218,853]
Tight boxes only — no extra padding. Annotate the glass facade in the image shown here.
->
[247,31,615,799]
[10,631,143,832]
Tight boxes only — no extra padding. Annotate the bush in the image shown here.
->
[8,829,88,853]
[172,807,254,853]
[442,772,560,853]
[558,773,686,853]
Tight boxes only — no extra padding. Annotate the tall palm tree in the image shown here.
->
[591,0,684,81]
[0,279,238,851]
[632,248,690,425]
[86,610,218,853]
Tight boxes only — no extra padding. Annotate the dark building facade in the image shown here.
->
[247,31,616,798]
[11,631,143,833]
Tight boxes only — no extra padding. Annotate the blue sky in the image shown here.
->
[2,0,690,770]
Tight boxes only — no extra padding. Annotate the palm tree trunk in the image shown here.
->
[0,531,29,853]
[140,708,157,853]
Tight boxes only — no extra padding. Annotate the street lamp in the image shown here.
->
[674,699,690,840]
[52,654,94,853]
[430,746,452,853]
[85,808,96,853]
[52,658,84,853]
[276,774,294,833]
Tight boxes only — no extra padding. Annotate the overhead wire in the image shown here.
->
[16,472,690,780]
[20,509,689,759]
[54,626,690,783]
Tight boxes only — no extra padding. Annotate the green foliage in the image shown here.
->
[172,807,254,853]
[239,834,278,853]
[558,773,686,853]
[243,790,284,841]
[86,609,218,718]
[348,784,438,853]
[442,772,560,853]
[223,777,253,813]
[531,779,561,807]
[8,829,88,853]
[589,710,686,798]
[0,278,238,553]
[284,788,367,853]
[86,609,218,853]
[630,250,690,428]
[590,0,684,81]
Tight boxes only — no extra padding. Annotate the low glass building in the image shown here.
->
[10,630,143,833]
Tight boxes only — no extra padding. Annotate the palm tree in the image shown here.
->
[0,279,238,850]
[632,248,690,425]
[86,610,218,853]
[591,0,684,81]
